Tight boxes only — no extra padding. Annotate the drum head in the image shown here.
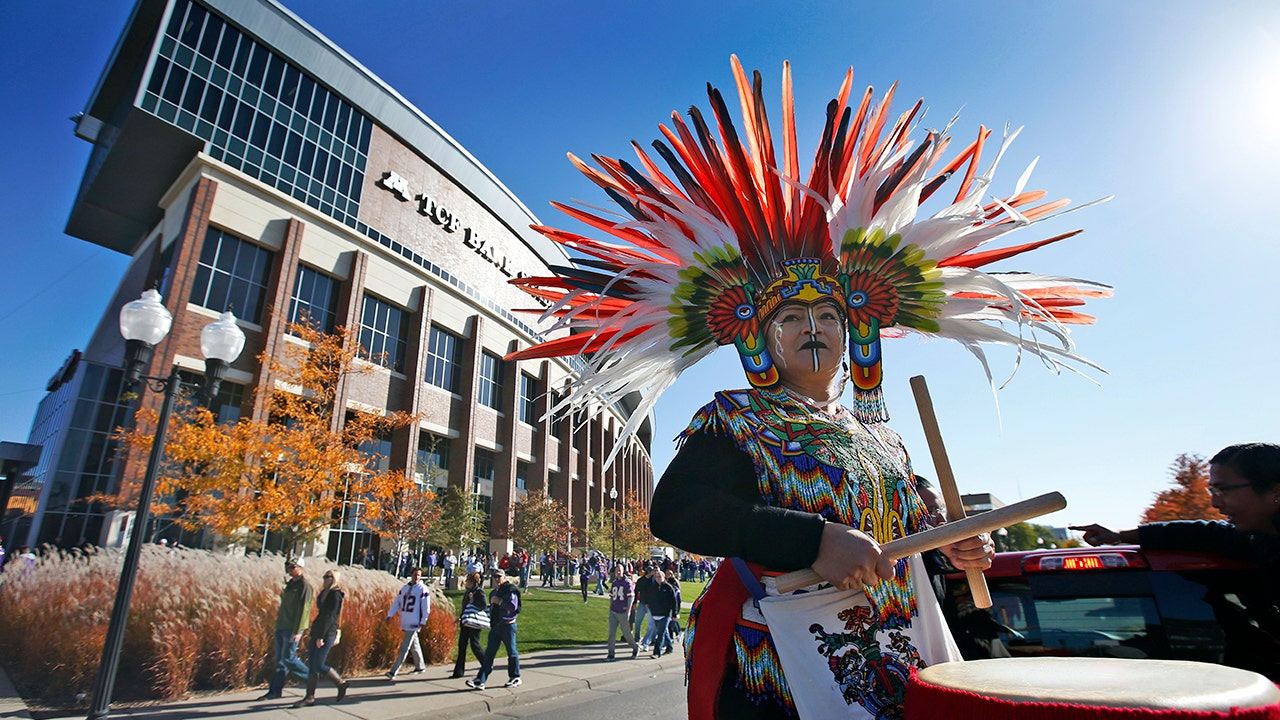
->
[914,657,1280,711]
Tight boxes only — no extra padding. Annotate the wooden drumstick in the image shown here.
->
[773,491,1066,594]
[909,374,992,608]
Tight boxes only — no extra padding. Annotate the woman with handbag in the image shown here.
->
[452,572,488,678]
[292,569,348,707]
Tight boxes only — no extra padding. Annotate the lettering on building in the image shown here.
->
[378,171,412,201]
[377,170,515,277]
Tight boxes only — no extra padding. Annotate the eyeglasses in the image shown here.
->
[1207,482,1253,497]
[323,574,334,579]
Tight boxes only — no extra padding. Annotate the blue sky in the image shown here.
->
[3,1,1279,533]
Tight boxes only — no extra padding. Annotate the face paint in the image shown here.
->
[766,300,844,380]
[771,319,790,369]
[806,307,821,373]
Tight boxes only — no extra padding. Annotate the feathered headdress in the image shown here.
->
[507,56,1111,467]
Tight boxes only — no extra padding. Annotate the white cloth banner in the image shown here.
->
[759,555,961,720]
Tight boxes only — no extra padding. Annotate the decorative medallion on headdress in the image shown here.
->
[507,56,1111,466]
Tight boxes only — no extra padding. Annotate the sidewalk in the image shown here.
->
[1,642,684,720]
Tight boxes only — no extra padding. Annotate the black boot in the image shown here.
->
[291,674,318,708]
[327,668,348,702]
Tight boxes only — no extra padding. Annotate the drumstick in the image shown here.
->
[773,491,1066,594]
[909,375,992,609]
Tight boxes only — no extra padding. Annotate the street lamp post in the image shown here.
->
[608,486,618,566]
[87,290,245,720]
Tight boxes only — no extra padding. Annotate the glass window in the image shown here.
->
[198,14,222,58]
[416,433,451,490]
[189,227,274,323]
[41,364,132,547]
[156,239,178,299]
[473,448,495,518]
[210,380,244,424]
[477,351,504,410]
[288,265,338,332]
[357,295,409,372]
[516,460,529,491]
[179,2,205,47]
[518,373,537,425]
[425,326,462,393]
[149,0,372,230]
[176,370,243,424]
[357,428,393,473]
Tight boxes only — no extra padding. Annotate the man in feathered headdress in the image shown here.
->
[508,56,1109,719]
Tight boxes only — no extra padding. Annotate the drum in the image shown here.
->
[905,657,1280,720]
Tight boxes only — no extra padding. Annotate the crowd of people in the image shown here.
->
[249,543,705,707]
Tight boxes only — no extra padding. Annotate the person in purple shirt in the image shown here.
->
[466,568,523,690]
[606,565,640,661]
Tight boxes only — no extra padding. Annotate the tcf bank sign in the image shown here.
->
[377,170,520,277]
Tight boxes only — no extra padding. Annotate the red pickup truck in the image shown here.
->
[942,545,1267,670]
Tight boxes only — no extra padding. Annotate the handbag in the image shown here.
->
[460,605,490,630]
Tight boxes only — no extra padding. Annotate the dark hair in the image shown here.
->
[1209,442,1280,492]
[913,475,934,491]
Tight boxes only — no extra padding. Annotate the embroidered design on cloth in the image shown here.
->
[505,55,1111,466]
[810,605,917,717]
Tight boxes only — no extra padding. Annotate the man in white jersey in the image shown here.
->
[385,567,430,679]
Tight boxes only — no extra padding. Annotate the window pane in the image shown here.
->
[188,228,275,323]
[426,326,462,393]
[358,295,408,372]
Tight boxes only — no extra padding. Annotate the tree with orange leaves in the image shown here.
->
[363,448,444,561]
[117,323,418,554]
[511,489,571,557]
[1141,453,1226,524]
[614,495,656,560]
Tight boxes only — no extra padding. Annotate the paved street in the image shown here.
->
[489,672,685,719]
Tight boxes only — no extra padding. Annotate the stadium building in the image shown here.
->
[9,0,655,561]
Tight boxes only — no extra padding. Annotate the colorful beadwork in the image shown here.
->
[681,387,931,713]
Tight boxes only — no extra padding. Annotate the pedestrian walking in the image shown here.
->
[452,572,488,678]
[385,567,429,680]
[656,570,682,656]
[516,547,531,590]
[291,569,349,707]
[442,549,457,588]
[646,569,677,658]
[258,557,313,700]
[465,568,522,690]
[606,565,640,661]
[632,564,657,646]
[593,555,607,595]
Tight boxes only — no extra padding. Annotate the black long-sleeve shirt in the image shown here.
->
[1139,519,1280,679]
[648,580,678,616]
[649,430,826,572]
[310,588,343,640]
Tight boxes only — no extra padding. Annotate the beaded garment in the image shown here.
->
[682,387,939,715]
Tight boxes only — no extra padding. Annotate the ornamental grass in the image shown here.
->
[0,546,455,707]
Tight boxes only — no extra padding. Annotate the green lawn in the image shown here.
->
[679,579,711,604]
[444,587,611,655]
